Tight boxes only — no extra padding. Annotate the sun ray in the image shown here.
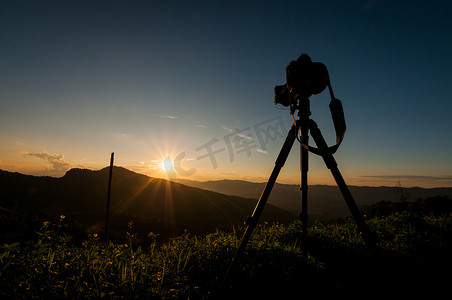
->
[164,179,176,236]
[112,177,158,214]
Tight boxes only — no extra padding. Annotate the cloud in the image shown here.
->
[222,125,253,140]
[257,148,268,154]
[359,175,452,182]
[22,151,70,172]
[158,115,178,119]
[357,175,452,188]
[222,125,233,132]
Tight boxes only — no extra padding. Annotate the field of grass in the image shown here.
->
[1,198,451,299]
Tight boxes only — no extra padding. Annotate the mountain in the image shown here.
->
[174,179,452,220]
[2,167,450,241]
[0,168,295,240]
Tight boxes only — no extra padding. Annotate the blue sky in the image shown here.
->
[1,0,451,187]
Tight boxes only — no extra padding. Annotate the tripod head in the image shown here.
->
[275,54,347,152]
[274,54,328,106]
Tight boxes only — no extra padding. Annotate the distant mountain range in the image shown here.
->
[1,167,451,241]
[0,167,294,239]
[173,178,452,220]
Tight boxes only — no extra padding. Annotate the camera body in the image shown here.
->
[274,54,329,106]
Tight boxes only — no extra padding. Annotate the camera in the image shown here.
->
[274,54,329,106]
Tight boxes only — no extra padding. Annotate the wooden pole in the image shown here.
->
[105,152,114,242]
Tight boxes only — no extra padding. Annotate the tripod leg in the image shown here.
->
[299,112,309,263]
[220,123,298,290]
[308,120,377,250]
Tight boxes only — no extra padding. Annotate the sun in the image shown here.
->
[161,157,174,172]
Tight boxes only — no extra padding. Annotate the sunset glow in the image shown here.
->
[0,1,451,188]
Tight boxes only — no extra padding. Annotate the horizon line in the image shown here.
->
[2,166,452,189]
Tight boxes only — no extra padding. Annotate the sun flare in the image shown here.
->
[161,158,174,172]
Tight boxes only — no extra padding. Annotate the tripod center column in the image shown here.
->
[298,98,311,262]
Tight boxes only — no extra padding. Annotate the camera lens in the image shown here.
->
[274,85,290,106]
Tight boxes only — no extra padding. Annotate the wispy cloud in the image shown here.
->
[222,125,253,140]
[222,125,234,132]
[127,160,163,173]
[359,175,452,182]
[21,151,70,172]
[357,175,452,188]
[158,115,178,119]
[257,148,268,154]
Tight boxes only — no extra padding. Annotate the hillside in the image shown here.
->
[1,169,452,298]
[0,168,295,240]
[174,179,452,220]
[1,207,451,298]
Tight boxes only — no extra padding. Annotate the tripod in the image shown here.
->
[221,96,377,289]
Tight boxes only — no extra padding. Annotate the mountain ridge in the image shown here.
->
[0,167,295,240]
[2,167,451,229]
[173,178,452,220]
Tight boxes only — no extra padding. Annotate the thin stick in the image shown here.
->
[105,152,114,242]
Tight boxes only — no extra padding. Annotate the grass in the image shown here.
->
[1,202,451,299]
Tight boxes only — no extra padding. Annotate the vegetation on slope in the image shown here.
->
[0,196,451,299]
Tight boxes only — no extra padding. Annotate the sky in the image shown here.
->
[1,0,451,188]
